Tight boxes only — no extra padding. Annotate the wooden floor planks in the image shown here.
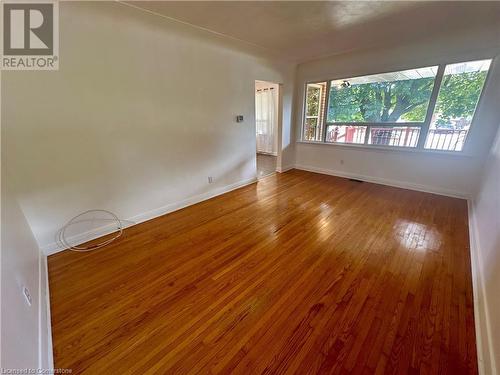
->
[48,170,477,374]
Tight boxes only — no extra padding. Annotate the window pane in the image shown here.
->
[303,82,326,141]
[425,59,491,151]
[304,118,319,141]
[327,66,438,123]
[305,85,321,117]
[368,126,420,147]
[326,125,366,144]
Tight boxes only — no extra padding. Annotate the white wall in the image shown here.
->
[1,1,296,252]
[294,26,500,197]
[1,182,51,370]
[471,125,500,375]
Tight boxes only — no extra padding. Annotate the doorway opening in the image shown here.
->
[255,80,280,178]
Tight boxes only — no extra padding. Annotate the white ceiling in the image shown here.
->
[127,1,500,62]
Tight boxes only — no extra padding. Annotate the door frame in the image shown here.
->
[254,80,283,176]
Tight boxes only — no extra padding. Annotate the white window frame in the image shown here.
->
[300,58,494,154]
[303,82,326,142]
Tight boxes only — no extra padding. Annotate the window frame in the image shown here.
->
[300,58,494,154]
[303,81,327,142]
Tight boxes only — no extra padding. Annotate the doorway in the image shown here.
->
[255,80,280,178]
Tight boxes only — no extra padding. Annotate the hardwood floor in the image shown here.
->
[48,170,477,374]
[257,153,277,178]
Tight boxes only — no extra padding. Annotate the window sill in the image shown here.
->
[296,140,475,158]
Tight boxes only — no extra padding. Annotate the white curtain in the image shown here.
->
[255,88,277,155]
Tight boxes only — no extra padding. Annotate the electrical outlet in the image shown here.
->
[208,176,214,184]
[340,159,344,165]
[23,286,32,306]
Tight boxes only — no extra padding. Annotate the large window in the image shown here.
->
[302,59,492,152]
[424,60,491,151]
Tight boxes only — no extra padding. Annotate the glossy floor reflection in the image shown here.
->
[48,170,477,374]
[257,153,276,178]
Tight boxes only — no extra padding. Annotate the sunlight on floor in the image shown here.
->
[393,219,442,251]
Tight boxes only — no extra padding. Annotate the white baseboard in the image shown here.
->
[276,165,294,173]
[38,252,54,370]
[294,164,469,199]
[42,177,257,255]
[468,199,497,375]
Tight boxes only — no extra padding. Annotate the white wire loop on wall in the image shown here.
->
[58,209,124,252]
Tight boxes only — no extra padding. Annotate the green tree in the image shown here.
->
[433,71,487,125]
[327,71,487,124]
[306,86,321,116]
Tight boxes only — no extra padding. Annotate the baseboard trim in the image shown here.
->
[38,253,54,369]
[42,177,257,255]
[294,164,469,199]
[276,165,294,173]
[468,199,497,375]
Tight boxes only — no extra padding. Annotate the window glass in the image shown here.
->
[301,59,492,153]
[303,82,326,141]
[425,59,491,151]
[304,118,319,141]
[368,126,420,147]
[326,125,366,144]
[327,66,438,123]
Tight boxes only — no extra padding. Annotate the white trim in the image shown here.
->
[276,165,294,173]
[468,199,497,375]
[294,164,469,199]
[41,177,257,255]
[38,252,54,370]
